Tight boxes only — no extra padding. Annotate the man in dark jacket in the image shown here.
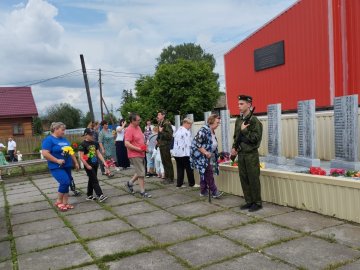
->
[231,95,263,212]
[157,110,174,184]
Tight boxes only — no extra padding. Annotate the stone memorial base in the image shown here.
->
[266,155,286,165]
[330,159,360,171]
[295,156,320,167]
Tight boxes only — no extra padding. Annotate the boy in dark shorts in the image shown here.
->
[79,128,108,202]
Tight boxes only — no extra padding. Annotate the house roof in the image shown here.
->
[0,87,38,119]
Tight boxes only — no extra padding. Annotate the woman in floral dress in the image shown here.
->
[99,120,117,176]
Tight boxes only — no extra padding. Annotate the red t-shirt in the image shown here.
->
[124,124,145,158]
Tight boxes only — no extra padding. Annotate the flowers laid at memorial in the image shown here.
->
[218,152,230,163]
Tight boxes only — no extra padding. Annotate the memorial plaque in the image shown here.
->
[220,110,231,153]
[186,114,195,137]
[254,41,285,71]
[331,95,360,170]
[175,115,181,131]
[266,104,286,165]
[295,100,320,167]
[204,111,211,124]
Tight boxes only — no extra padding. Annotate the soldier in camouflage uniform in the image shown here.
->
[231,95,263,212]
[157,110,174,184]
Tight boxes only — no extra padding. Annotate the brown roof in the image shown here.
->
[0,87,38,119]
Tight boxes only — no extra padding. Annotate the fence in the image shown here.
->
[191,110,360,161]
[0,134,83,155]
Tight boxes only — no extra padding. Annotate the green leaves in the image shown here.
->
[119,43,221,123]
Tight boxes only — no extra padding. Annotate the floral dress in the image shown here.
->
[99,129,116,160]
[190,125,219,178]
[0,151,8,166]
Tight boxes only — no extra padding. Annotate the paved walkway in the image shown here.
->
[0,169,360,270]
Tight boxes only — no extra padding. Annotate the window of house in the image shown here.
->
[13,123,24,135]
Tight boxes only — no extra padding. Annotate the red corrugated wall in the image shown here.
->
[346,0,360,96]
[224,0,359,115]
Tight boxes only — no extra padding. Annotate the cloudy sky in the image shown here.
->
[0,0,297,119]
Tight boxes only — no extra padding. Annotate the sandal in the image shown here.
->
[106,173,114,178]
[64,204,74,209]
[56,203,68,212]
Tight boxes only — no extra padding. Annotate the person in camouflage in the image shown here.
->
[157,110,174,184]
[231,95,263,212]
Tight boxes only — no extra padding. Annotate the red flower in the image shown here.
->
[140,145,147,151]
[309,167,326,175]
[72,143,78,149]
[82,155,89,161]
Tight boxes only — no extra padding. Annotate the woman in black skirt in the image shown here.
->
[115,119,130,169]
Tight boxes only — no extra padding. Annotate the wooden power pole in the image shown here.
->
[80,54,95,121]
[99,69,104,121]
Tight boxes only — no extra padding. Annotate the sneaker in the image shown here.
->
[248,203,262,212]
[140,192,152,198]
[125,181,135,194]
[176,184,186,189]
[115,167,121,172]
[200,191,209,197]
[190,184,200,188]
[212,191,224,199]
[145,173,151,178]
[73,190,82,197]
[99,195,108,202]
[86,195,96,201]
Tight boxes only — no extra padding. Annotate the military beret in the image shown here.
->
[157,110,166,115]
[238,95,253,103]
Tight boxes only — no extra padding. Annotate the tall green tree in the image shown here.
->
[157,43,216,69]
[32,116,43,135]
[119,43,221,122]
[43,103,82,129]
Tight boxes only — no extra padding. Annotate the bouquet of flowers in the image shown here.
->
[62,146,75,158]
[218,152,230,163]
[71,142,79,152]
[140,144,147,152]
[309,166,326,175]
[330,168,346,177]
[104,158,116,168]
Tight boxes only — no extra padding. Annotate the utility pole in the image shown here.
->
[99,69,104,121]
[80,54,95,121]
[102,97,115,126]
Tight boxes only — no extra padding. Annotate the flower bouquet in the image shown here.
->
[330,168,346,177]
[218,152,230,163]
[140,144,147,152]
[104,158,116,168]
[62,146,75,157]
[309,166,326,175]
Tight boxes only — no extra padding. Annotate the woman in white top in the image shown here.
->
[173,118,197,188]
[115,119,130,169]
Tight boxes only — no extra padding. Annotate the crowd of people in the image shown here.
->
[41,95,264,213]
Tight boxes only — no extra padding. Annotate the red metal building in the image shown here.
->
[224,0,360,115]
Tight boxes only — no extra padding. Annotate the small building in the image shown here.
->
[0,87,38,137]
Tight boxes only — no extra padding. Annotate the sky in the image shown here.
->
[0,0,297,119]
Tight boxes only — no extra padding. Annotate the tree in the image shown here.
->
[32,116,43,135]
[43,103,82,129]
[157,43,216,69]
[80,111,92,128]
[153,59,220,120]
[103,112,118,125]
[119,43,221,122]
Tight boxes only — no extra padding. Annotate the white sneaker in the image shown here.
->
[115,167,120,172]
[191,184,200,188]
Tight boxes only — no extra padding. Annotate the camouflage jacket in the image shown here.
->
[232,115,263,154]
[157,119,173,146]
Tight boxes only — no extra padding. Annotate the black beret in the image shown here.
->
[238,95,253,103]
[157,110,166,115]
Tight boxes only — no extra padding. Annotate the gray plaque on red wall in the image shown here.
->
[330,95,360,170]
[266,103,286,165]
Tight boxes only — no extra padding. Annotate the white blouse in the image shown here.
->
[116,126,125,141]
[172,126,192,157]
